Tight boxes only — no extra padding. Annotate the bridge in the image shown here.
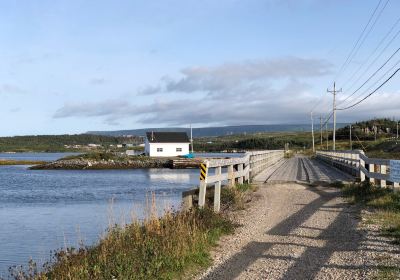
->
[183,151,400,279]
[183,149,399,212]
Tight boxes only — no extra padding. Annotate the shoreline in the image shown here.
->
[29,157,203,170]
[0,159,47,166]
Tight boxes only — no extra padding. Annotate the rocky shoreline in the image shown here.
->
[29,157,202,170]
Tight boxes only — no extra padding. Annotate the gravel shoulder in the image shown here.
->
[197,183,400,280]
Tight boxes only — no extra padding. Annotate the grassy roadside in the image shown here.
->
[333,181,400,279]
[8,184,255,280]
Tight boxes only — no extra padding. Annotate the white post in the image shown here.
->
[198,162,209,207]
[381,165,387,188]
[228,164,234,187]
[238,163,244,184]
[369,163,375,185]
[214,166,222,212]
[360,155,366,182]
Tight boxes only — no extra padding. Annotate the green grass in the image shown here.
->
[0,160,47,165]
[9,206,235,280]
[220,183,258,210]
[332,181,400,279]
[8,184,259,279]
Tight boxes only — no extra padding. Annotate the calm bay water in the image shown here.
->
[0,152,243,276]
[0,153,212,277]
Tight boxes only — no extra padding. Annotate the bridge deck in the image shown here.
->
[254,155,354,184]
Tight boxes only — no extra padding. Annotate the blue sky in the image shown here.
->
[1,0,399,136]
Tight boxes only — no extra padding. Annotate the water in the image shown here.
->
[0,154,205,277]
[0,152,240,277]
[0,152,80,162]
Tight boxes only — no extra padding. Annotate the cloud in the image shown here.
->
[0,84,25,94]
[9,107,21,113]
[141,57,332,95]
[53,57,344,126]
[90,78,107,85]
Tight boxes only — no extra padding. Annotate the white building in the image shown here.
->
[145,132,190,157]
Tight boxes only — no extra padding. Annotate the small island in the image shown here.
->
[30,152,203,170]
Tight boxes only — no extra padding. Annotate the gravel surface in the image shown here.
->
[197,183,400,280]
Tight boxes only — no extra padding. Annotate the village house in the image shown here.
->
[145,132,190,157]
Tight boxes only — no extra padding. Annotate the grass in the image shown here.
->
[220,183,258,211]
[9,207,234,280]
[0,159,47,165]
[332,181,400,279]
[7,185,260,280]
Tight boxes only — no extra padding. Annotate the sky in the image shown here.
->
[1,0,399,136]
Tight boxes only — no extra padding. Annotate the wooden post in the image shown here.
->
[238,163,244,184]
[380,165,387,187]
[198,162,209,207]
[369,163,375,185]
[394,182,400,191]
[228,164,234,187]
[214,166,222,212]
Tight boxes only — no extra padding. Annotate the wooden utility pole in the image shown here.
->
[311,112,315,152]
[320,116,323,150]
[190,124,194,154]
[327,82,342,151]
[350,125,352,150]
[326,121,329,150]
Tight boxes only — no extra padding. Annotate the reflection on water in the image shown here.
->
[147,169,192,182]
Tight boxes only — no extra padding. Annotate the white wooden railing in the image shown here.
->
[182,150,284,212]
[316,150,400,189]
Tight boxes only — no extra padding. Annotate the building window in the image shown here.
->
[157,148,163,152]
[176,147,182,152]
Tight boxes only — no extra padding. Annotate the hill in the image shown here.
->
[88,123,348,138]
[0,134,141,152]
[336,118,398,141]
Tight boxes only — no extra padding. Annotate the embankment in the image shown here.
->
[30,157,203,170]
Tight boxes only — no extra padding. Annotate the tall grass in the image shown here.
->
[337,181,400,244]
[7,194,237,280]
[220,183,258,210]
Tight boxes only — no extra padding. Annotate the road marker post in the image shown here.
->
[198,162,209,207]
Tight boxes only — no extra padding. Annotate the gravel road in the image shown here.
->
[197,183,400,279]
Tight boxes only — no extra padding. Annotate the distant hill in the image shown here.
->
[88,123,348,138]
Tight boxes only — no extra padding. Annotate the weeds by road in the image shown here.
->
[334,181,400,279]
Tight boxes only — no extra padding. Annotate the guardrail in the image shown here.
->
[316,150,400,189]
[182,150,284,212]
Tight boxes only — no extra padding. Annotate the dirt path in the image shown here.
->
[197,183,400,279]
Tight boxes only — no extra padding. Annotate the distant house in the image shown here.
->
[145,132,190,157]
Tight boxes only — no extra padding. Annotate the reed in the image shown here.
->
[8,194,235,280]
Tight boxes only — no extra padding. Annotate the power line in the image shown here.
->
[335,0,386,81]
[343,28,400,95]
[341,15,400,90]
[337,46,400,107]
[341,58,400,108]
[337,67,400,110]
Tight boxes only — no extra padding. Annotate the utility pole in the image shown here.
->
[327,82,342,151]
[190,124,194,154]
[326,120,329,150]
[311,112,315,152]
[349,125,352,150]
[320,116,323,150]
[397,121,398,144]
